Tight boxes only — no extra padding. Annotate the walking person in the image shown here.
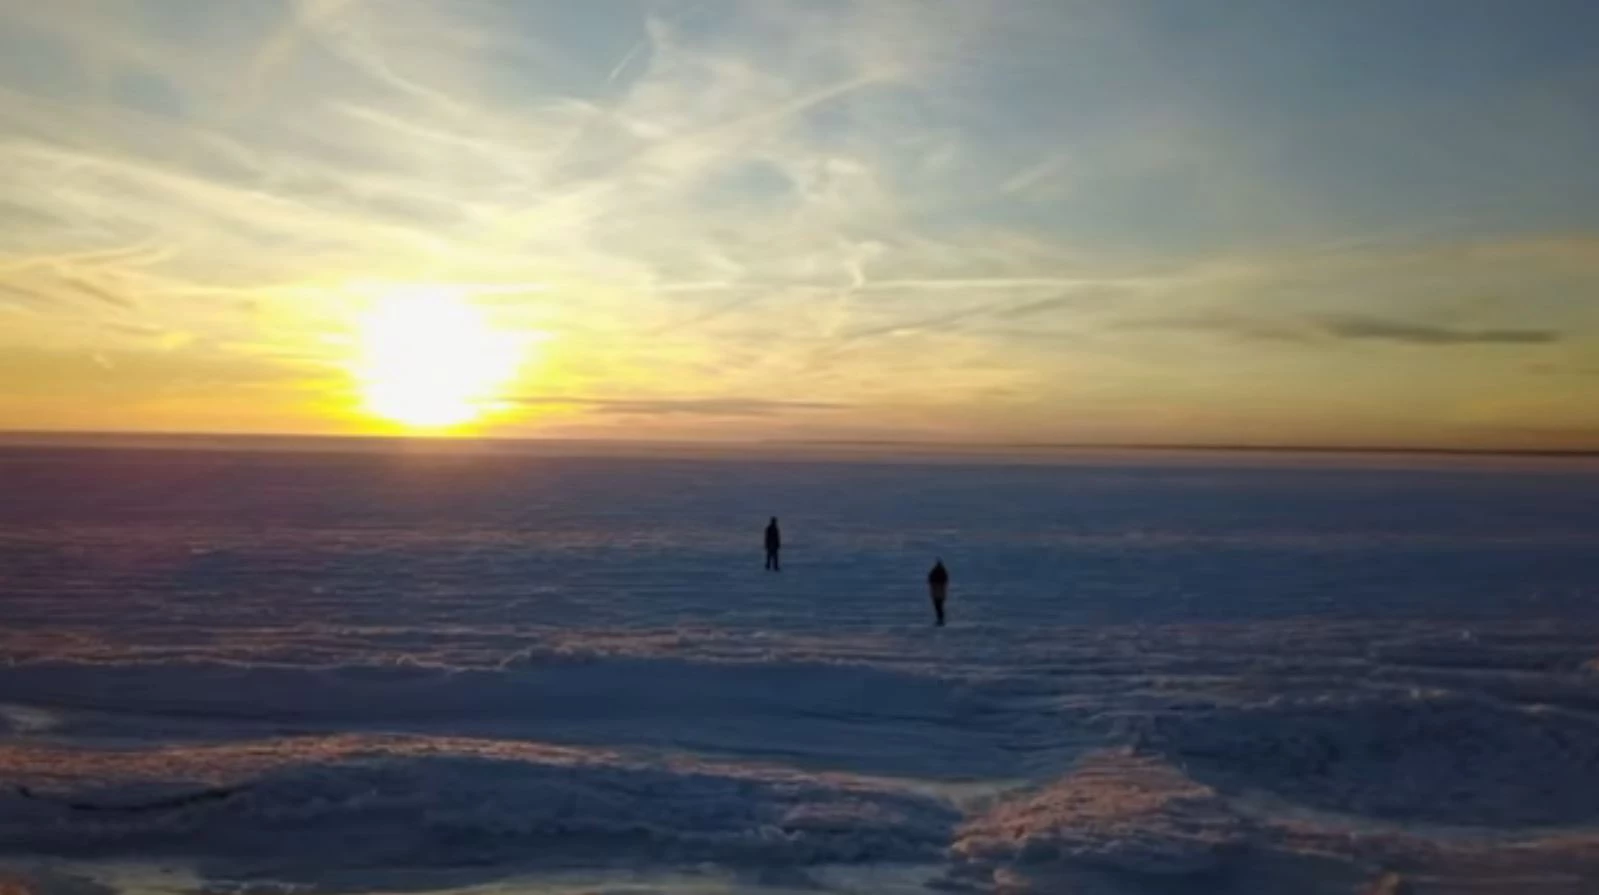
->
[928,559,949,626]
[764,517,782,571]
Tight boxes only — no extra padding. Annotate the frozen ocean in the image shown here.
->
[2,442,1599,894]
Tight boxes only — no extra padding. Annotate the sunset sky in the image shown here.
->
[1,1,1596,448]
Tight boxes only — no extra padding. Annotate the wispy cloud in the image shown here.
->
[0,1,1594,446]
[1317,315,1559,346]
[1121,310,1563,348]
[1001,152,1072,196]
[57,272,139,310]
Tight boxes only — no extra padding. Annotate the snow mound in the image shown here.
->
[948,749,1247,889]
[0,657,1011,780]
[1152,693,1599,826]
[0,753,959,879]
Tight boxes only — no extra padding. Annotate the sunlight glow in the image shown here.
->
[352,287,530,430]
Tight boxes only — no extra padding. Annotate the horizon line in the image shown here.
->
[1,428,1596,460]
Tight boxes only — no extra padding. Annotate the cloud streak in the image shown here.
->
[0,2,1594,446]
[1317,315,1559,346]
[1120,310,1564,348]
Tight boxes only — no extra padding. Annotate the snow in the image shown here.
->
[2,750,959,874]
[949,749,1245,879]
[2,444,1599,893]
[1150,690,1599,826]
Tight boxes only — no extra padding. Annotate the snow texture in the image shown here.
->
[2,445,1599,893]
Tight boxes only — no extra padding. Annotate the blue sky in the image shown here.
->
[0,1,1596,447]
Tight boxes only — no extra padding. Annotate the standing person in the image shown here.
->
[764,517,782,572]
[928,559,949,626]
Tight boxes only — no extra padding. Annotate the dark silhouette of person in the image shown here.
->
[764,517,782,571]
[928,559,949,626]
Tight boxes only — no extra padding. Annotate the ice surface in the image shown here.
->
[1151,691,1599,826]
[1,751,959,874]
[2,446,1599,893]
[950,749,1245,879]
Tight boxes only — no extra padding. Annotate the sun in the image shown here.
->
[351,287,528,430]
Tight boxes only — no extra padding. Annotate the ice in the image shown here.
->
[949,749,1245,881]
[1149,691,1599,826]
[2,445,1599,892]
[1,752,958,878]
[0,657,1017,781]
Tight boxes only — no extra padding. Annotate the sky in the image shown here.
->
[0,0,1597,449]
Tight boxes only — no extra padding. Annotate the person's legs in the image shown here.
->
[930,583,947,625]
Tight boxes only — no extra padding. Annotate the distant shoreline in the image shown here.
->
[777,438,1599,459]
[1,429,1596,462]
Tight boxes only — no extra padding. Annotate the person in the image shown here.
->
[764,517,782,571]
[928,559,949,626]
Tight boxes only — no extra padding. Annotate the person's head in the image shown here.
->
[770,517,778,524]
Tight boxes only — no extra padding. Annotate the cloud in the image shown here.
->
[1523,361,1599,377]
[58,272,139,309]
[819,283,1139,352]
[991,297,1083,320]
[1112,310,1311,343]
[1001,152,1072,196]
[835,301,1011,344]
[1122,310,1562,348]
[0,280,56,310]
[0,2,1595,445]
[1315,315,1559,346]
[987,288,1129,321]
[0,269,138,314]
[516,397,846,417]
